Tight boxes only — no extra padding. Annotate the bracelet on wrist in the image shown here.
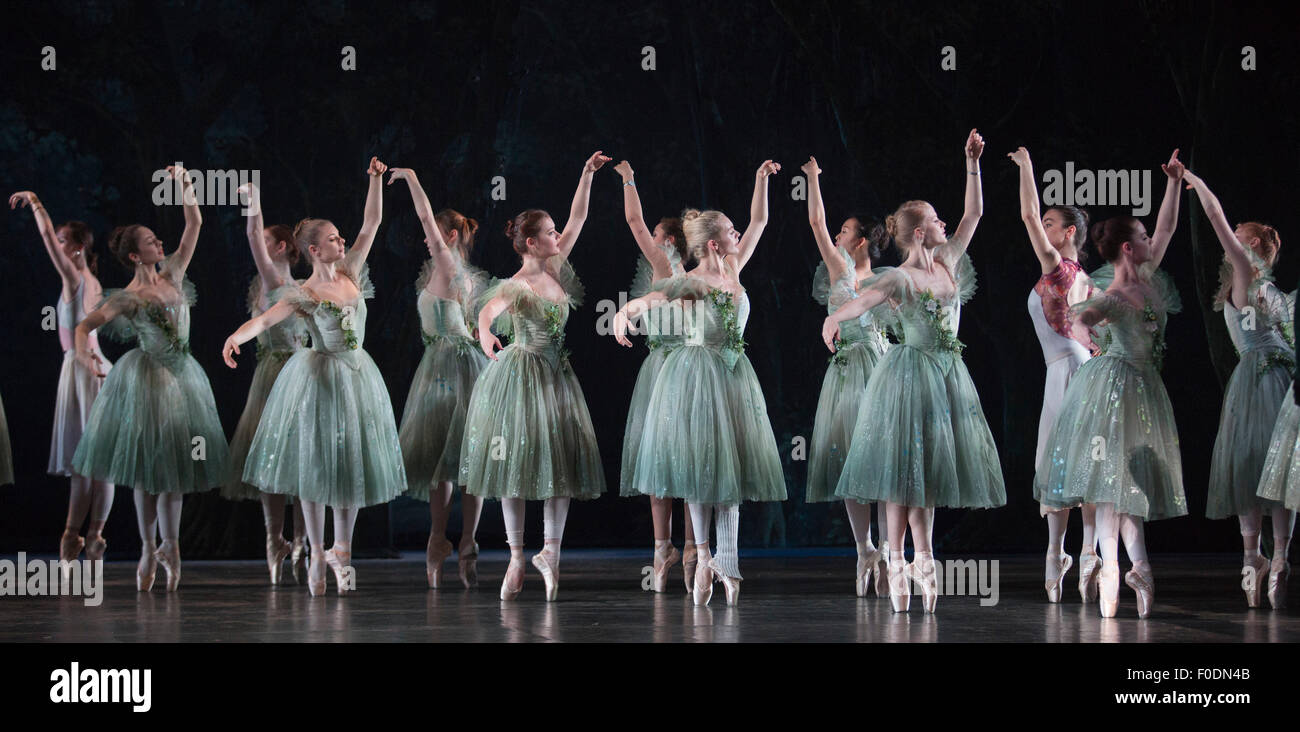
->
[623,180,635,187]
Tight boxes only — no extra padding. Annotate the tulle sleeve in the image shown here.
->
[629,256,656,299]
[92,289,141,343]
[1088,261,1182,316]
[338,263,375,301]
[544,255,586,308]
[650,273,714,302]
[268,282,319,316]
[931,237,977,304]
[159,253,197,307]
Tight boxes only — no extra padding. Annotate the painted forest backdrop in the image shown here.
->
[1,0,1297,557]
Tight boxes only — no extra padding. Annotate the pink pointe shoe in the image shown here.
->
[426,537,453,589]
[652,544,680,593]
[500,557,525,601]
[1045,552,1073,604]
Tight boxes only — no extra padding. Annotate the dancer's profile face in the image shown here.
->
[56,226,87,268]
[132,227,166,266]
[918,205,946,249]
[1041,211,1073,250]
[836,218,867,252]
[262,228,290,263]
[1122,222,1153,263]
[712,216,740,255]
[527,216,560,258]
[310,224,346,263]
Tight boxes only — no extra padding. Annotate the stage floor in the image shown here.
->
[2,551,1295,642]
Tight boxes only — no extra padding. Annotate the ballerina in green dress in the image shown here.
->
[1035,150,1189,619]
[799,155,895,598]
[221,182,311,586]
[824,130,1005,613]
[71,165,232,593]
[388,167,491,589]
[1258,289,1300,609]
[610,159,695,593]
[460,151,610,602]
[1186,170,1296,610]
[613,160,788,607]
[223,157,408,596]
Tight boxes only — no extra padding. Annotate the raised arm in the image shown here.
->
[1149,149,1184,269]
[387,168,459,278]
[9,191,81,294]
[732,159,781,272]
[1183,169,1251,307]
[800,157,847,282]
[613,160,673,280]
[1007,147,1059,274]
[343,156,388,272]
[556,151,611,259]
[222,300,299,368]
[165,165,203,275]
[236,182,287,292]
[950,129,985,251]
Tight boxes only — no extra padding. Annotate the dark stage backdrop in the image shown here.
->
[0,0,1296,558]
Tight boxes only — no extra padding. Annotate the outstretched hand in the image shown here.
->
[479,331,503,361]
[821,317,840,352]
[965,129,985,161]
[387,168,416,186]
[367,156,388,177]
[584,151,612,173]
[757,159,782,178]
[613,160,634,182]
[8,191,39,210]
[1161,148,1185,181]
[1006,147,1031,168]
[800,157,821,177]
[612,310,638,347]
[222,337,241,368]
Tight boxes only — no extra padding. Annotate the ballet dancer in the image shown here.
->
[610,159,696,593]
[798,156,894,597]
[9,192,116,565]
[460,151,610,601]
[1007,147,1102,603]
[824,130,1007,613]
[1035,150,1188,618]
[70,164,232,592]
[614,160,789,607]
[221,183,311,585]
[388,167,490,589]
[1186,170,1296,609]
[225,156,408,596]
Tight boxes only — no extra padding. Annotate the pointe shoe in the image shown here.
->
[307,550,327,597]
[1078,551,1101,604]
[266,536,291,586]
[913,557,939,613]
[531,550,560,602]
[1098,563,1120,618]
[856,548,882,598]
[692,555,714,607]
[136,544,157,592]
[426,537,453,589]
[875,544,890,597]
[1125,563,1154,619]
[1268,560,1290,610]
[458,542,479,589]
[59,532,85,585]
[500,557,525,601]
[709,559,741,607]
[325,548,353,594]
[154,541,181,592]
[652,544,680,593]
[1242,554,1270,609]
[887,560,911,613]
[290,537,308,585]
[1045,552,1074,604]
[85,536,107,563]
[682,542,698,595]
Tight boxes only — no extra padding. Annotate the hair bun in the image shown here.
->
[503,220,516,240]
[884,214,898,238]
[681,208,702,222]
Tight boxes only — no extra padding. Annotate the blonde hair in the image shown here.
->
[681,209,729,261]
[883,200,931,252]
[292,218,333,259]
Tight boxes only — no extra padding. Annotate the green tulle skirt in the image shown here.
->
[243,348,408,508]
[628,346,787,505]
[399,339,488,498]
[1207,350,1290,518]
[71,349,231,495]
[459,346,606,500]
[1257,385,1300,512]
[0,390,12,486]
[620,345,671,497]
[807,342,884,503]
[222,352,294,501]
[836,346,1005,509]
[1034,354,1186,520]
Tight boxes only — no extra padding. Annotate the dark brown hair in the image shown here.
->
[266,223,300,266]
[107,224,144,268]
[657,216,689,263]
[435,208,479,257]
[58,221,97,275]
[504,209,550,256]
[1089,216,1142,263]
[1045,205,1090,264]
[848,213,888,263]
